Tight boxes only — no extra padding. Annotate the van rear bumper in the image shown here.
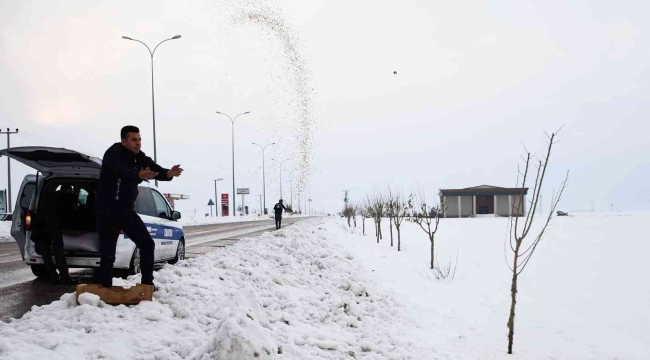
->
[24,256,131,269]
[23,238,135,270]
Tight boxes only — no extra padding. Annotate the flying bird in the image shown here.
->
[393,71,397,75]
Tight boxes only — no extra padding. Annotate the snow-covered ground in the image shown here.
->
[0,221,12,243]
[1,213,648,359]
[339,211,650,359]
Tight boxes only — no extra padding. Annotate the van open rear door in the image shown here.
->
[11,175,37,260]
[1,147,102,261]
[0,146,102,176]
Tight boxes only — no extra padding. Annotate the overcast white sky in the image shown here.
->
[1,0,648,215]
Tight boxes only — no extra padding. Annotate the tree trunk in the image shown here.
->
[430,235,435,269]
[347,217,351,227]
[389,218,394,247]
[362,218,365,234]
[507,241,521,354]
[376,222,380,243]
[397,227,401,251]
[379,221,383,239]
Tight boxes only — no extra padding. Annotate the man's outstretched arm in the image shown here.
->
[142,156,183,181]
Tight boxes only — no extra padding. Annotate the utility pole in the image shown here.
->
[214,178,223,217]
[0,129,19,213]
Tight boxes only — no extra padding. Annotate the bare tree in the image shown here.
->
[413,189,443,270]
[364,196,376,238]
[356,204,367,235]
[392,191,412,252]
[351,205,357,228]
[386,188,396,247]
[369,193,385,243]
[505,130,569,354]
[343,204,354,227]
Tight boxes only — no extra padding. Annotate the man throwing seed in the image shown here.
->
[273,199,288,230]
[96,125,183,288]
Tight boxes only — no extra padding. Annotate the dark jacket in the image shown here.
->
[97,143,171,212]
[273,203,287,216]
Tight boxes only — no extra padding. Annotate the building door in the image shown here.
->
[476,195,494,214]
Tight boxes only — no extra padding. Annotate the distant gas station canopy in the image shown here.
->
[163,193,190,209]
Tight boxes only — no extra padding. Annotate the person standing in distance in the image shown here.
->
[96,125,183,288]
[273,199,288,230]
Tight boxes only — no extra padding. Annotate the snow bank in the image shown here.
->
[0,218,431,359]
[0,221,12,243]
[333,212,650,359]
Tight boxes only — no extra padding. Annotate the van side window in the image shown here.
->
[135,187,157,217]
[19,183,36,210]
[151,191,172,219]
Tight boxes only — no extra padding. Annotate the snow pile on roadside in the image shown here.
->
[0,221,12,243]
[0,218,431,359]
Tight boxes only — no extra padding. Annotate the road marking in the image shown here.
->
[0,258,22,264]
[186,224,277,247]
[0,253,13,257]
[185,222,270,236]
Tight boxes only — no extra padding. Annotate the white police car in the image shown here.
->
[0,146,186,278]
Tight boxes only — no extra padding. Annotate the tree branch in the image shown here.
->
[517,171,568,274]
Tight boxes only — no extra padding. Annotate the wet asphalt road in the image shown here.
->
[0,217,307,322]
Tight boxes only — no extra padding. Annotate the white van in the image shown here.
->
[1,146,186,278]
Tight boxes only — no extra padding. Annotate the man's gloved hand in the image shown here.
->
[167,164,183,178]
[138,167,159,180]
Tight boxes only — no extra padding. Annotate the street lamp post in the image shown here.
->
[252,142,276,214]
[122,34,181,187]
[289,169,297,210]
[272,158,290,200]
[216,111,250,216]
[214,178,223,217]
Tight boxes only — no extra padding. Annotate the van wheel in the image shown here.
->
[30,264,48,278]
[127,248,141,276]
[168,239,185,265]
